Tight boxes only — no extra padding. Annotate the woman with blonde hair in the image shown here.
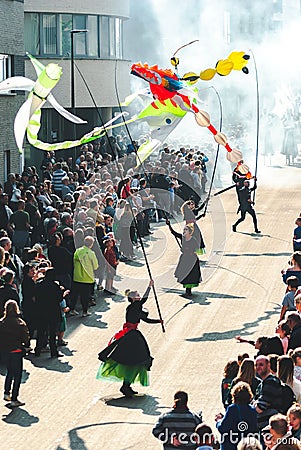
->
[166,219,202,297]
[226,358,261,406]
[0,300,29,407]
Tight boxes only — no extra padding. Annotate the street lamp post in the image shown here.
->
[70,29,88,165]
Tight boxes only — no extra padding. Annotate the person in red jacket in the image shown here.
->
[103,237,119,294]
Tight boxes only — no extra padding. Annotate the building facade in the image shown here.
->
[0,0,25,185]
[24,0,131,169]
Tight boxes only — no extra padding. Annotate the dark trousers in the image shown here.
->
[35,318,58,357]
[2,351,23,400]
[234,206,258,230]
[70,281,94,313]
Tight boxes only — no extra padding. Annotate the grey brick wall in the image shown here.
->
[0,0,24,185]
[0,0,24,56]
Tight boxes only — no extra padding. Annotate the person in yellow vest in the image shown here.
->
[70,236,99,317]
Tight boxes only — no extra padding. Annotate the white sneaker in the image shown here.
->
[10,400,25,407]
[69,310,79,316]
[82,312,92,317]
[3,394,11,401]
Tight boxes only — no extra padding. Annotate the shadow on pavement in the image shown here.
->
[0,365,30,386]
[207,263,267,293]
[186,304,280,343]
[164,290,246,325]
[25,353,73,373]
[57,421,154,450]
[2,407,39,427]
[102,393,161,416]
[217,251,292,258]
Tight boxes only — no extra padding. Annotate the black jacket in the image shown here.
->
[0,284,20,317]
[288,322,301,350]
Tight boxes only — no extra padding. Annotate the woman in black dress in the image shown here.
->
[166,220,202,297]
[180,199,206,254]
[97,279,163,397]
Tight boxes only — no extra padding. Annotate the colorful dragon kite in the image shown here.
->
[130,50,250,165]
[0,50,250,170]
[0,54,127,152]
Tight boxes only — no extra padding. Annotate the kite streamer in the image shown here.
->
[0,54,130,152]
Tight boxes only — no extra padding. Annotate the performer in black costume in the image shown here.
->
[232,160,253,209]
[232,178,260,234]
[166,220,202,297]
[180,199,207,255]
[97,279,163,397]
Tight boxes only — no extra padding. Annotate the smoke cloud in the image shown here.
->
[124,0,301,186]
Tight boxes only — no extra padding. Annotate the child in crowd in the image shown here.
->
[57,293,70,346]
[238,353,249,365]
[293,217,301,252]
[290,347,301,381]
[32,243,47,260]
[279,275,299,322]
[275,320,290,354]
[221,359,239,409]
[103,237,119,294]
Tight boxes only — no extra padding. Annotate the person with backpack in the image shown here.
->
[253,356,295,431]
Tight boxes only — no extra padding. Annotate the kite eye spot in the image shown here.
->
[166,118,172,124]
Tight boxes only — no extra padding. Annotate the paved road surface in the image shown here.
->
[0,157,300,449]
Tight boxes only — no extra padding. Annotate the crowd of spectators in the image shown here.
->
[209,241,301,450]
[1,132,301,449]
[0,135,211,407]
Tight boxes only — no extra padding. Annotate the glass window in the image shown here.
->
[115,18,123,59]
[100,16,109,58]
[109,17,116,58]
[0,54,11,82]
[23,13,124,59]
[58,14,72,57]
[42,14,57,54]
[24,13,40,55]
[4,150,11,181]
[87,15,98,57]
[74,15,87,55]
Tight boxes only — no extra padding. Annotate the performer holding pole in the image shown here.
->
[232,178,261,234]
[180,199,207,255]
[166,220,202,297]
[97,279,163,398]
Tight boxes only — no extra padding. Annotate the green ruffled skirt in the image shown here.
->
[96,358,149,386]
